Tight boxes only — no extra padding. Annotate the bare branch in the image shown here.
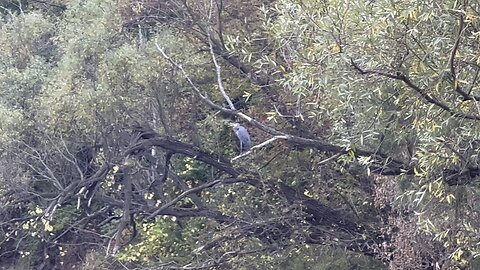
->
[207,31,236,110]
[112,160,133,254]
[231,135,288,161]
[168,168,205,208]
[207,0,235,110]
[148,177,255,218]
[318,152,343,166]
[156,43,245,117]
[125,135,238,176]
[52,206,110,242]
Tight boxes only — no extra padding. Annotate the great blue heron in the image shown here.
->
[230,123,252,153]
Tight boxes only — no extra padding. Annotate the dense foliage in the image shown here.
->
[1,0,480,269]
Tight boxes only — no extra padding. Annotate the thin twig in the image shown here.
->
[148,177,252,218]
[207,0,235,110]
[318,152,343,166]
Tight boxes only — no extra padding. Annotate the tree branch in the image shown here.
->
[231,135,287,161]
[148,177,257,218]
[446,15,480,101]
[157,46,409,175]
[207,0,235,110]
[124,135,238,176]
[111,159,133,254]
[351,59,480,121]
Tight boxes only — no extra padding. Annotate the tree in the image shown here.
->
[1,0,480,269]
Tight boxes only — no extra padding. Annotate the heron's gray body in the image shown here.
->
[232,123,252,153]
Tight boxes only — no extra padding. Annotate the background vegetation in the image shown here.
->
[1,0,480,269]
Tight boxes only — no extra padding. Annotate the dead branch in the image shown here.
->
[231,135,288,161]
[149,177,257,218]
[207,0,235,110]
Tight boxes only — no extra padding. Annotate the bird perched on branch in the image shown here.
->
[230,123,252,153]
